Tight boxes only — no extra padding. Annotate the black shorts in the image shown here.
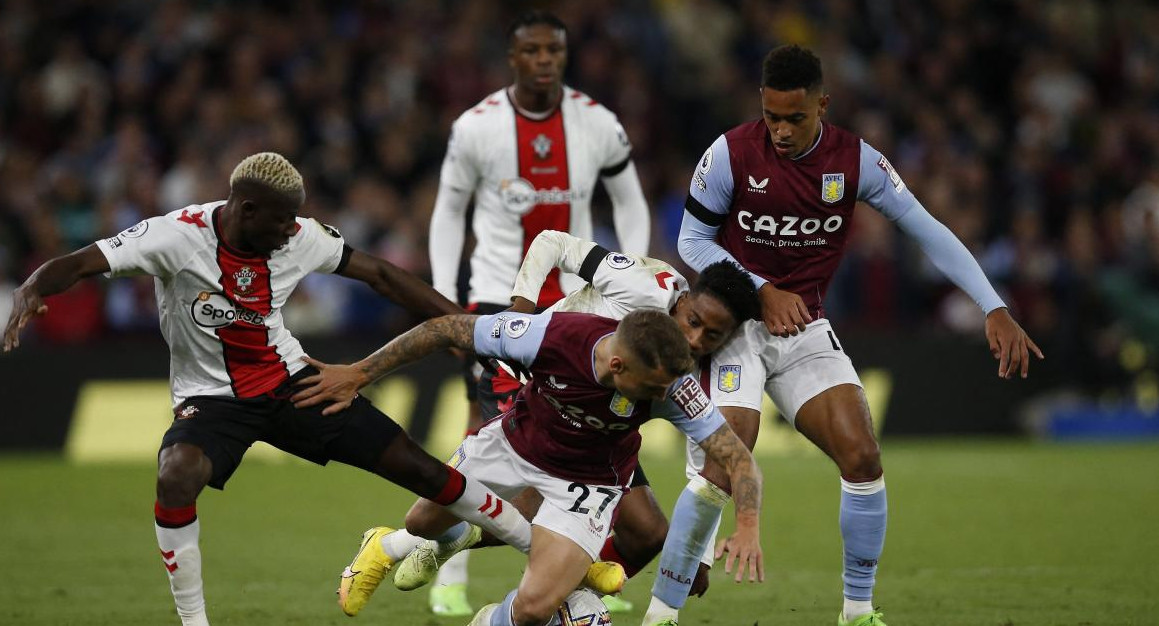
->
[160,368,403,490]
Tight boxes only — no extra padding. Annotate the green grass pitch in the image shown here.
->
[2,440,1157,625]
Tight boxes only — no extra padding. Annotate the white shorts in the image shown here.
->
[687,318,862,477]
[451,421,624,560]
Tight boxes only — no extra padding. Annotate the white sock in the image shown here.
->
[156,520,209,625]
[435,550,470,586]
[843,598,874,621]
[642,595,679,623]
[382,529,424,561]
[439,470,531,553]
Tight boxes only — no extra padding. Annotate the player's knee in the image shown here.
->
[156,447,208,505]
[511,590,560,625]
[838,440,882,482]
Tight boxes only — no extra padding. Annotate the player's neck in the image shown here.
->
[509,84,561,118]
[216,204,257,255]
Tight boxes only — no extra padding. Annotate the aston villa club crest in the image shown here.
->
[718,365,741,393]
[233,266,257,294]
[609,391,635,417]
[822,173,845,204]
[532,133,553,160]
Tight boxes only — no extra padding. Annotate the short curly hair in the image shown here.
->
[761,44,823,92]
[617,308,694,377]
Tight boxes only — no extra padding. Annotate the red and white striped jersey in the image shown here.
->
[94,201,346,407]
[438,86,634,307]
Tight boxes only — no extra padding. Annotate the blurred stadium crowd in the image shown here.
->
[1,0,1157,396]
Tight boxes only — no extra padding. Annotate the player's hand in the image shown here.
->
[984,307,1044,379]
[688,562,711,597]
[507,296,536,314]
[291,356,369,415]
[3,287,48,353]
[715,525,764,583]
[757,283,812,337]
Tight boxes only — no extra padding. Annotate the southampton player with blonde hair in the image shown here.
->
[2,153,537,626]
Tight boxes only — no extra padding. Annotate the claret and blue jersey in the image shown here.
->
[680,119,1006,318]
[471,311,726,487]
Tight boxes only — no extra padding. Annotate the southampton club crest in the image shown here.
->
[233,266,257,295]
[532,133,553,160]
[718,365,741,393]
[822,173,845,204]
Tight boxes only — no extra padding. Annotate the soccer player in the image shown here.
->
[1,153,534,626]
[646,45,1044,626]
[374,231,758,600]
[427,9,651,614]
[291,308,766,626]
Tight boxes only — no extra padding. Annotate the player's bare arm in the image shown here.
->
[3,244,110,352]
[757,282,813,338]
[985,307,1044,379]
[292,314,478,415]
[697,423,765,583]
[338,249,463,319]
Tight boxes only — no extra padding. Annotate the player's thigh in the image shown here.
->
[448,422,535,502]
[526,472,623,561]
[160,396,267,491]
[764,319,862,426]
[514,525,595,621]
[793,383,878,476]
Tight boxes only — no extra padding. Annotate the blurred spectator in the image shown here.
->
[1,0,1157,398]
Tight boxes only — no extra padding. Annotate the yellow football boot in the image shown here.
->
[337,527,398,616]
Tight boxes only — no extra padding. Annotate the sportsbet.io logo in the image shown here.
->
[190,291,266,328]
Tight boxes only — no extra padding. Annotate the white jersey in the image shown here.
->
[512,230,687,317]
[438,86,637,307]
[94,202,347,407]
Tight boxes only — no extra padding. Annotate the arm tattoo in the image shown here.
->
[357,315,477,382]
[700,425,762,519]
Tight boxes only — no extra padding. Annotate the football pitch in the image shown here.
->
[1,440,1156,625]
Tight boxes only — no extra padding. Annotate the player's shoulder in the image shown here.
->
[458,88,511,124]
[820,121,862,150]
[723,119,768,144]
[153,201,224,239]
[562,86,619,125]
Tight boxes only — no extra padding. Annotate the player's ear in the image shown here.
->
[239,199,258,218]
[608,355,625,374]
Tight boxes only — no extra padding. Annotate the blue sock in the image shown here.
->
[840,476,887,602]
[650,475,730,609]
[435,521,468,544]
[490,589,517,626]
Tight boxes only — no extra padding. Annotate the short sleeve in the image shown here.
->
[295,218,347,274]
[472,311,553,367]
[687,134,734,225]
[599,113,633,174]
[857,140,920,222]
[651,376,727,443]
[584,247,687,310]
[95,216,190,279]
[439,117,479,192]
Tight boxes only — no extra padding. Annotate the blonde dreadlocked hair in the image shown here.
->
[229,152,304,197]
